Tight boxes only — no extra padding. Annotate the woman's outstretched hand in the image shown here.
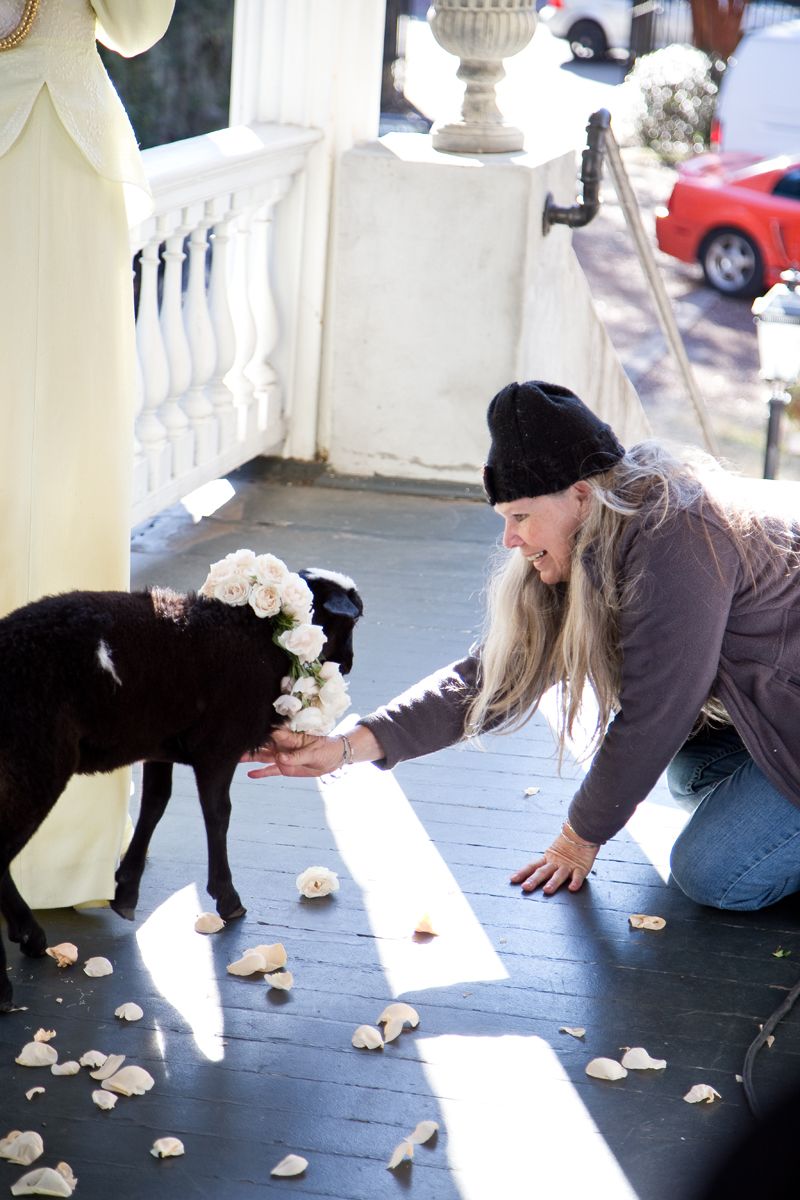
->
[510,823,599,895]
[241,725,385,779]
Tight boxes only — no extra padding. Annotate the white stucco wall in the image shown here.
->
[322,132,649,483]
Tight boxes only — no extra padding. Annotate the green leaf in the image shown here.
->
[772,947,792,958]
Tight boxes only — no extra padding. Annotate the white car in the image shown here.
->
[539,0,691,60]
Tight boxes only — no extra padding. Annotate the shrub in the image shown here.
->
[626,45,718,164]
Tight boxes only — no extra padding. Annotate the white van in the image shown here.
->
[712,21,800,157]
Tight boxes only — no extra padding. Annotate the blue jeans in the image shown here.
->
[667,724,800,911]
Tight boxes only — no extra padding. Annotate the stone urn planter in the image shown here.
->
[428,0,537,153]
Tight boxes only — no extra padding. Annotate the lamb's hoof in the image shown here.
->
[110,900,136,922]
[219,903,247,921]
[19,927,47,958]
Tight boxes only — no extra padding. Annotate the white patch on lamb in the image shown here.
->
[304,568,357,593]
[96,640,122,686]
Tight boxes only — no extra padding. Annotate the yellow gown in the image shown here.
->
[0,0,174,908]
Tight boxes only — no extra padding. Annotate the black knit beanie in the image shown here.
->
[482,380,626,504]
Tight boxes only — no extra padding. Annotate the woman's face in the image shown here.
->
[495,483,591,585]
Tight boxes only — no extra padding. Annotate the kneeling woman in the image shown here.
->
[247,381,800,912]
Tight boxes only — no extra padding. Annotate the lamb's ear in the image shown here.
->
[321,593,361,620]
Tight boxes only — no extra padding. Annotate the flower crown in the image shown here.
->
[199,550,350,735]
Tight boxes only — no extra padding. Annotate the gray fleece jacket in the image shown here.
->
[359,497,800,844]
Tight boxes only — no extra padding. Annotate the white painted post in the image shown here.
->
[229,0,386,462]
[227,198,258,443]
[135,228,172,491]
[182,210,219,464]
[207,200,239,452]
[159,216,195,476]
[248,179,291,440]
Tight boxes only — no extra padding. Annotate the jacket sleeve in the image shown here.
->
[358,654,480,769]
[567,511,742,844]
[92,0,175,58]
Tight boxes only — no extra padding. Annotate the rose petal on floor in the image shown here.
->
[352,1025,384,1050]
[15,1044,58,1068]
[407,1120,438,1145]
[194,913,225,934]
[628,914,666,931]
[150,1137,185,1158]
[585,1057,628,1080]
[683,1084,721,1104]
[83,957,113,977]
[387,1141,414,1170]
[620,1047,667,1070]
[270,1154,308,1177]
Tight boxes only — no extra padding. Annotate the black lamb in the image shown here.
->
[0,566,362,1012]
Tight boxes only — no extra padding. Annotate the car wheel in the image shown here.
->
[567,19,608,60]
[699,228,764,298]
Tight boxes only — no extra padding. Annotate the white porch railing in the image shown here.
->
[129,122,321,526]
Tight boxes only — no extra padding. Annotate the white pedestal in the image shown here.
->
[322,133,647,483]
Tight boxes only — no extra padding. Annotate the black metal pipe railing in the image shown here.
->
[542,108,610,235]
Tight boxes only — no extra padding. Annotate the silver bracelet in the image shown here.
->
[339,734,353,767]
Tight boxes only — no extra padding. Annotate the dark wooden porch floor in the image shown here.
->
[3,460,800,1199]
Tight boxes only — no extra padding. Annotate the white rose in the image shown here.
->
[290,706,331,733]
[207,557,234,580]
[318,661,341,680]
[280,576,314,622]
[226,549,256,571]
[319,683,350,720]
[253,554,289,586]
[273,694,303,717]
[295,866,340,898]
[249,584,282,619]
[278,623,326,664]
[292,675,319,697]
[280,676,293,694]
[212,575,251,606]
[319,677,346,705]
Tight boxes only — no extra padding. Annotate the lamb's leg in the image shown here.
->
[194,761,246,920]
[0,838,48,1013]
[1,869,47,957]
[112,761,174,921]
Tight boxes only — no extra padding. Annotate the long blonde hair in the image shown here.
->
[466,441,791,757]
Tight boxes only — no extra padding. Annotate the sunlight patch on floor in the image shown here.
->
[136,883,225,1062]
[318,751,508,997]
[180,477,235,523]
[419,1033,640,1198]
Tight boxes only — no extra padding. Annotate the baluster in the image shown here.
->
[182,213,219,465]
[207,199,238,453]
[248,178,291,437]
[227,199,258,443]
[159,214,195,477]
[135,230,172,493]
[131,350,149,509]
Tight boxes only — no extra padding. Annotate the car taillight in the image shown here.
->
[710,118,721,151]
[547,0,564,7]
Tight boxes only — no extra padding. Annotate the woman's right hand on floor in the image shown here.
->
[510,824,599,895]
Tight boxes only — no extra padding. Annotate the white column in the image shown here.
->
[229,0,387,461]
[135,230,172,492]
[159,214,195,476]
[131,350,149,508]
[227,198,258,443]
[182,212,219,465]
[248,178,291,440]
[207,199,239,453]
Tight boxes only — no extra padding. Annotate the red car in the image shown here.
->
[654,153,800,298]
